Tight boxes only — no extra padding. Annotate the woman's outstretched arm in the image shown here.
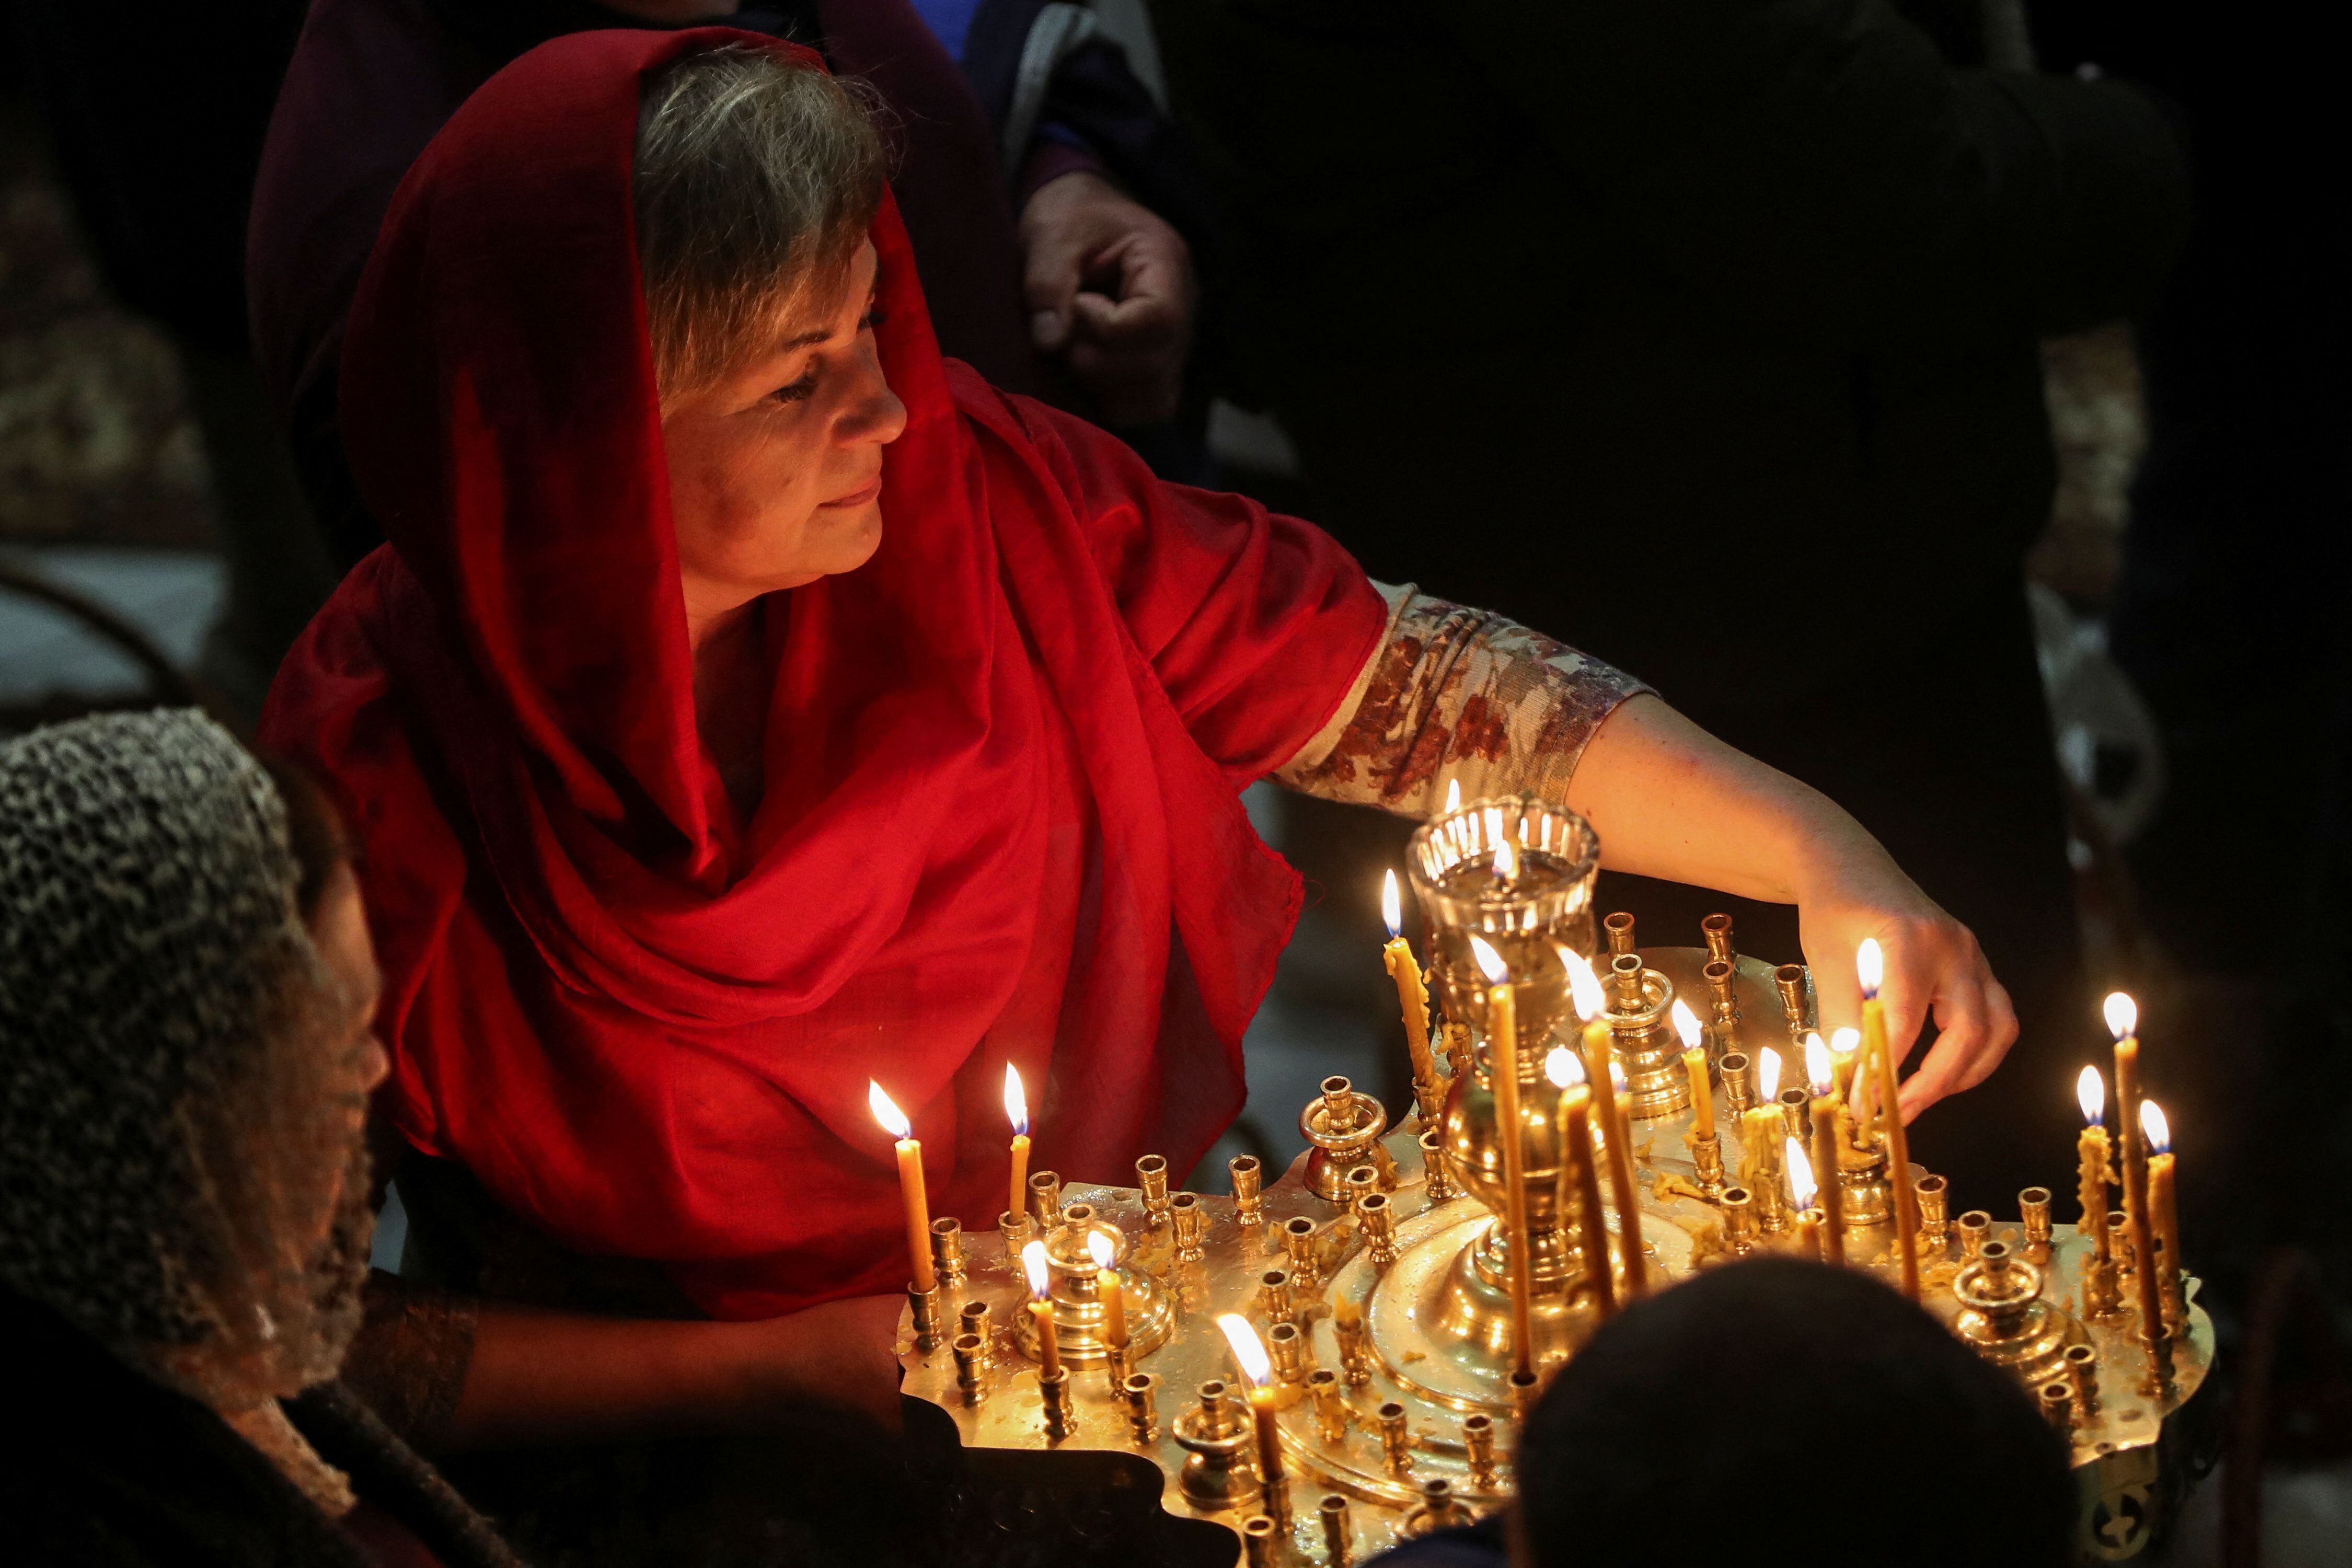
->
[1278,585,2015,1116]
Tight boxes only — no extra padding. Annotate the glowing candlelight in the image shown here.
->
[1444,777,1461,815]
[1788,1138,1825,1260]
[1828,1026,1860,1103]
[1548,1045,1615,1318]
[1805,1033,1832,1098]
[1757,1046,1782,1101]
[1022,1238,1060,1378]
[1804,1034,1847,1264]
[1492,835,1519,882]
[1472,935,1537,1374]
[1217,1314,1288,1514]
[1088,1228,1130,1350]
[1572,952,1644,1297]
[2141,1099,2182,1328]
[1672,999,1712,1139]
[1004,1063,1032,1227]
[869,1081,935,1293]
[2106,993,2164,1363]
[1786,1138,1815,1209]
[1381,870,1440,1114]
[2076,1066,2114,1269]
[1858,939,1918,1299]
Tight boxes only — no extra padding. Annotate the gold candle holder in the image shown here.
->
[1915,1174,1951,1253]
[2064,1342,2101,1415]
[1689,1129,1726,1196]
[1773,963,1813,1043]
[2020,1187,2054,1264]
[1375,1401,1413,1480]
[908,1282,947,1351]
[1419,1128,1460,1203]
[1356,1190,1399,1270]
[1258,1268,1295,1325]
[1306,1369,1349,1444]
[1231,1154,1266,1226]
[960,1298,991,1349]
[1602,951,1694,1120]
[1778,1085,1812,1145]
[2110,1210,2135,1277]
[1268,1320,1310,1386]
[1702,912,1736,969]
[1604,910,1636,958]
[1402,1479,1468,1539]
[1721,1051,1755,1115]
[2039,1379,2074,1434]
[1508,1368,1541,1417]
[1027,1169,1063,1230]
[929,1216,965,1286]
[1283,1216,1321,1288]
[1173,1380,1259,1512]
[951,1332,988,1405]
[1956,1210,1991,1265]
[998,1207,1035,1252]
[1242,1516,1279,1568]
[1320,1494,1354,1568]
[1039,1365,1075,1439]
[1463,1413,1498,1492]
[1722,1186,1758,1253]
[1333,1299,1373,1387]
[1137,1154,1171,1225]
[1301,1077,1396,1201]
[1171,1192,1207,1261]
[1123,1371,1160,1443]
[1703,959,1742,1054]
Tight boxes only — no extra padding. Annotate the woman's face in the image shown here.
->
[659,241,909,628]
[305,861,387,1248]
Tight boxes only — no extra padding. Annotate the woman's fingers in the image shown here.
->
[1895,932,2017,1118]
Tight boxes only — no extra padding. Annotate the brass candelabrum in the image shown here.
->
[898,797,2213,1566]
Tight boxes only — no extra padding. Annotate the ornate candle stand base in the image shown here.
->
[898,947,2215,1567]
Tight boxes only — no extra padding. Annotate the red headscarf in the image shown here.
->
[261,28,1382,1317]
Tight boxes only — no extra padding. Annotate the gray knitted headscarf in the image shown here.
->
[0,710,371,1421]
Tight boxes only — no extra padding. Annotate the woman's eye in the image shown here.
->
[770,371,820,405]
[861,306,888,332]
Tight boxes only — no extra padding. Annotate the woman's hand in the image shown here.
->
[731,1293,907,1429]
[1792,833,2018,1121]
[1019,170,1196,425]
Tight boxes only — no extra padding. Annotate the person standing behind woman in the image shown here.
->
[1148,0,2190,1207]
[0,711,521,1568]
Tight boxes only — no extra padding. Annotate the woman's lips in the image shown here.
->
[823,475,883,508]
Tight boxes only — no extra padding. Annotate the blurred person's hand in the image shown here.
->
[1019,170,1196,426]
[736,1293,907,1429]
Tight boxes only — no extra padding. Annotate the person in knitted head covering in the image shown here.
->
[0,710,521,1568]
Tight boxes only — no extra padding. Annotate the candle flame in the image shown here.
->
[1492,835,1519,881]
[1470,935,1508,985]
[1565,950,1606,1022]
[2140,1099,2170,1155]
[868,1080,912,1140]
[1545,1045,1585,1089]
[2076,1065,2105,1125]
[1086,1228,1117,1269]
[1444,778,1461,815]
[2103,991,2138,1042]
[1856,938,1883,999]
[1786,1139,1816,1210]
[1382,869,1402,938]
[1216,1312,1272,1387]
[1758,1046,1781,1101]
[1670,998,1702,1051]
[1830,1026,1860,1058]
[1020,1238,1052,1300]
[1803,1032,1831,1097]
[1003,1063,1029,1136]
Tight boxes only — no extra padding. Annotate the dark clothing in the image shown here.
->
[0,1284,517,1568]
[1151,0,2189,1206]
[1364,1516,1509,1568]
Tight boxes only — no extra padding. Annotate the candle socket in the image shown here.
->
[1956,1210,1992,1266]
[1604,910,1636,958]
[1689,1129,1726,1196]
[2020,1187,2054,1264]
[1039,1366,1075,1439]
[1419,1128,1461,1202]
[2082,1255,2123,1319]
[1171,1192,1207,1262]
[1402,1479,1468,1540]
[959,1300,993,1364]
[1269,1321,1310,1386]
[2064,1343,2101,1415]
[1231,1155,1266,1226]
[1123,1372,1160,1443]
[1508,1368,1542,1417]
[1797,1206,1829,1261]
[1722,1186,1758,1253]
[2141,1325,2177,1399]
[1259,1268,1296,1325]
[951,1333,989,1405]
[1027,1170,1063,1230]
[1302,1077,1394,1202]
[1241,1516,1279,1568]
[1137,1154,1171,1225]
[1334,1306,1373,1386]
[928,1217,965,1286]
[1915,1174,1951,1253]
[1412,1072,1449,1133]
[2039,1379,2075,1435]
[1463,1414,1499,1492]
[1375,1401,1413,1479]
[1104,1340,1134,1392]
[1283,1216,1322,1288]
[1773,963,1814,1043]
[1778,1085,1811,1145]
[1721,1052,1755,1115]
[1356,1191,1399,1270]
[1307,1369,1350,1445]
[1439,1020,1473,1080]
[1703,959,1742,1054]
[2109,1212,2135,1277]
[997,1208,1035,1253]
[1174,1381,1259,1511]
[1753,1166,1789,1234]
[1320,1495,1354,1568]
[1602,955,1694,1119]
[908,1282,947,1351]
[1702,912,1736,968]
[1839,1152,1891,1228]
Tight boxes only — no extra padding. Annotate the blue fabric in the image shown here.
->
[907,0,985,60]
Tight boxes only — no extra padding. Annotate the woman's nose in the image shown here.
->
[840,339,908,446]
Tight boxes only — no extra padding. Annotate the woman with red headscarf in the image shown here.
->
[265,29,2015,1448]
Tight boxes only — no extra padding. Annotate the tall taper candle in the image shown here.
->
[2107,993,2166,1370]
[2076,1066,2114,1268]
[1546,1048,1617,1320]
[1470,936,1536,1378]
[1859,940,1919,1299]
[1021,1240,1060,1379]
[1382,871,1441,1111]
[1004,1064,1032,1230]
[2141,1098,2184,1329]
[869,1080,936,1293]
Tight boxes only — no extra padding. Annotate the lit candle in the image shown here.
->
[1569,953,1643,1295]
[1004,1063,1031,1226]
[1859,939,1920,1300]
[2140,1097,2182,1328]
[1444,777,1462,816]
[868,1080,935,1294]
[1788,1138,1824,1259]
[1021,1239,1060,1379]
[2106,991,2165,1355]
[1493,834,1518,884]
[1742,1046,1784,1203]
[1217,1314,1288,1515]
[1827,1027,1860,1104]
[1805,1034,1846,1264]
[1547,1046,1616,1319]
[2076,1066,2114,1267]
[1470,935,1536,1378]
[1087,1228,1129,1349]
[1381,870,1441,1108]
[1673,998,1712,1140]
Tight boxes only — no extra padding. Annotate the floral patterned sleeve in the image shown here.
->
[1275,582,1653,814]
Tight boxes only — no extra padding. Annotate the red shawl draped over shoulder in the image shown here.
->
[260,28,1383,1317]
